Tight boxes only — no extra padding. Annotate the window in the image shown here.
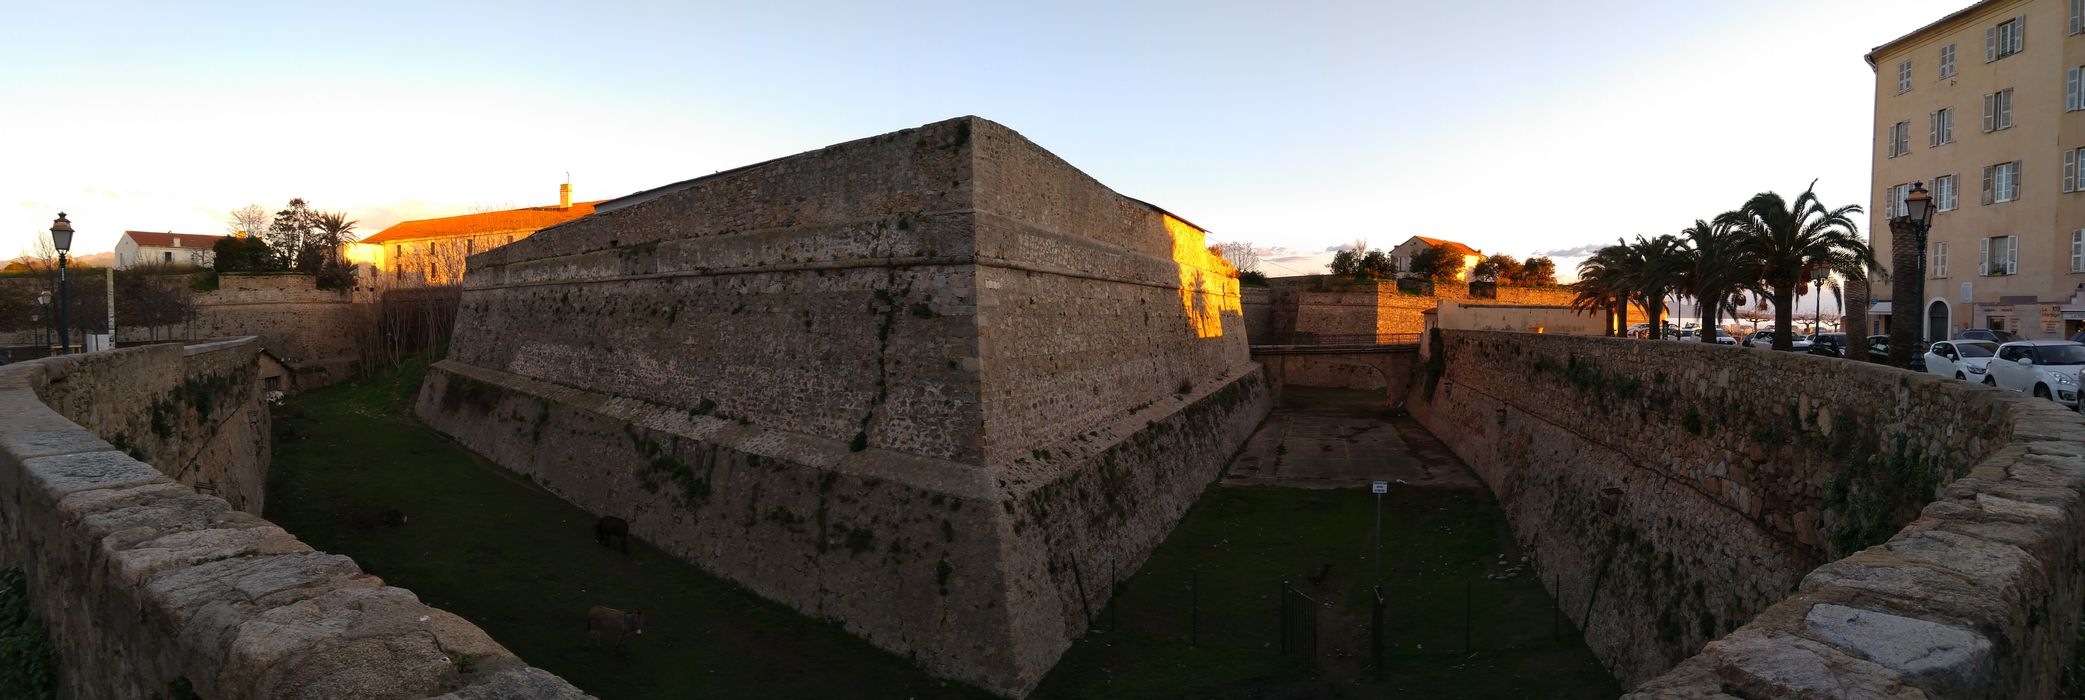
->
[1984,88,2015,131]
[1983,161,2022,204]
[2073,68,2085,112]
[2068,148,2085,193]
[162,251,173,262]
[2074,0,2084,35]
[1934,241,1950,278]
[1936,174,1958,211]
[1982,235,2019,275]
[1898,60,1913,93]
[1940,43,1957,78]
[1988,15,2026,62]
[1888,121,1910,157]
[2074,230,2085,272]
[1884,183,1908,217]
[1930,108,1953,146]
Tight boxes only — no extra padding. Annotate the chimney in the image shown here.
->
[559,183,572,210]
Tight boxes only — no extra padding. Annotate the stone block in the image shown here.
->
[1803,604,1992,697]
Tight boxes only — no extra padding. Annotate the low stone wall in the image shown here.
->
[417,359,1269,697]
[0,342,584,699]
[1411,330,2085,697]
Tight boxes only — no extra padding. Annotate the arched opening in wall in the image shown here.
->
[1927,299,1951,343]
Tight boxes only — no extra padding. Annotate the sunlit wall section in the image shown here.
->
[1164,214,1241,339]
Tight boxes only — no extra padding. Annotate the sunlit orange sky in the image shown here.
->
[3,0,1969,279]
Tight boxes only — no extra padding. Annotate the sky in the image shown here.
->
[0,0,1972,281]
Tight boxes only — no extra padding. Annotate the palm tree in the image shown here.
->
[1721,183,1877,350]
[1626,234,1682,335]
[313,211,359,265]
[1571,243,1635,336]
[1660,218,1761,343]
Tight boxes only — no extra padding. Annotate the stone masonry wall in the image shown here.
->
[1260,276,1575,341]
[183,274,359,387]
[425,116,1270,696]
[0,341,583,699]
[31,338,271,512]
[1413,330,2085,697]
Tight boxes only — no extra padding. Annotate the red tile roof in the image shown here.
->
[362,202,602,244]
[124,231,226,248]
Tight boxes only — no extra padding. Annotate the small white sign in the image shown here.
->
[1371,481,1388,494]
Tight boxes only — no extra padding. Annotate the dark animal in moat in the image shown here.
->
[595,515,630,554]
[587,605,646,654]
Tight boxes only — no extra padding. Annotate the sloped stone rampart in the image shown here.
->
[1411,330,2085,698]
[0,341,586,699]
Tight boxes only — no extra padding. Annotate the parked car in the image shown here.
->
[1955,328,2022,344]
[1923,340,1998,380]
[1705,329,1738,345]
[1865,335,1929,371]
[1742,330,1810,351]
[1806,333,1850,357]
[1985,340,2085,408]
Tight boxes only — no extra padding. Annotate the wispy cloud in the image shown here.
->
[1537,243,1606,258]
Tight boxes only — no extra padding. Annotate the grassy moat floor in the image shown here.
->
[266,365,1617,699]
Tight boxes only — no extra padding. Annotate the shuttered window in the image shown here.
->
[2069,148,2085,193]
[1898,60,1913,93]
[1930,108,1953,146]
[1987,16,2026,61]
[2074,0,2084,35]
[1934,241,1950,278]
[1941,43,1957,78]
[1987,236,2018,275]
[2073,68,2084,111]
[1981,237,1991,275]
[2074,230,2085,272]
[1995,161,2022,203]
[1936,174,1958,211]
[1984,90,2014,131]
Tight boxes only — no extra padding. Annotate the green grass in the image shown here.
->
[267,357,1613,699]
[1035,485,1618,699]
[264,357,992,700]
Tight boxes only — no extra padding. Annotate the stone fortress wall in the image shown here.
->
[1411,330,2085,698]
[183,274,360,386]
[1249,276,1577,342]
[0,340,583,699]
[417,116,1269,697]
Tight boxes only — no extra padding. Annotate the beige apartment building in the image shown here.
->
[1868,0,2085,341]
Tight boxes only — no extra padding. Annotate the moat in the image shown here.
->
[265,365,1615,699]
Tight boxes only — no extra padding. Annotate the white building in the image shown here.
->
[115,231,225,269]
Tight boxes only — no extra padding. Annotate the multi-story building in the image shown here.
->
[1867,0,2085,341]
[348,184,598,289]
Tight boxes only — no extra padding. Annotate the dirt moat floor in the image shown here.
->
[267,362,1619,699]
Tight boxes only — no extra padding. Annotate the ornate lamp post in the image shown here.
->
[1887,183,1935,367]
[49,213,74,356]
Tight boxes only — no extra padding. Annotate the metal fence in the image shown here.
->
[1278,580,1320,660]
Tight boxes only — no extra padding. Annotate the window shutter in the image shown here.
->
[2016,16,2026,53]
[1929,112,1939,147]
[1985,93,1997,131]
[2012,160,2023,200]
[2072,69,2081,111]
[2075,230,2084,271]
[2076,0,2083,35]
[1989,26,1999,61]
[2068,150,2077,193]
[1983,165,1995,204]
[1981,238,1991,275]
[2008,235,2019,274]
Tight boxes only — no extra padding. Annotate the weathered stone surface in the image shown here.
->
[1803,604,1992,695]
[419,116,1269,697]
[1414,330,2085,699]
[0,341,587,699]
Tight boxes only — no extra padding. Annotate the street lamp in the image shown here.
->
[49,213,73,356]
[1887,183,1936,367]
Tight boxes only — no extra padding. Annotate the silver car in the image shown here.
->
[1924,340,1998,381]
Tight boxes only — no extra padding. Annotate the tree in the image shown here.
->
[1628,235,1685,335]
[266,198,320,270]
[1517,257,1558,285]
[1722,183,1876,351]
[212,236,276,272]
[313,211,359,266]
[1473,254,1521,283]
[1407,247,1459,281]
[1358,250,1393,279]
[1661,218,1759,343]
[1213,241,1261,276]
[226,204,271,239]
[1329,249,1360,277]
[1571,244,1635,336]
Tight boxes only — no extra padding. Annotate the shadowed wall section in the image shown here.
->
[417,116,1270,697]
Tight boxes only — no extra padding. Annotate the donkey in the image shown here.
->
[587,605,646,654]
[595,516,630,554]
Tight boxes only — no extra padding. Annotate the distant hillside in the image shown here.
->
[2,251,116,270]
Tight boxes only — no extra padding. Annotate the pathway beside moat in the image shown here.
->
[266,365,1617,699]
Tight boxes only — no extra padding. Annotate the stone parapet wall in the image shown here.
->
[1258,277,1575,341]
[187,275,359,387]
[0,342,584,699]
[1412,329,2085,697]
[417,359,1269,696]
